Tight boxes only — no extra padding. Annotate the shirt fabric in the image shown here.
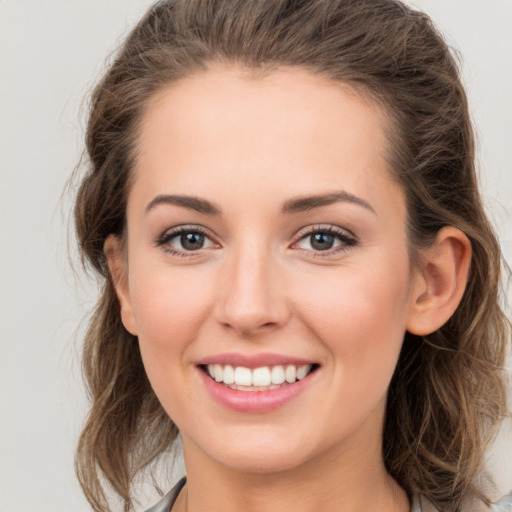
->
[143,477,512,512]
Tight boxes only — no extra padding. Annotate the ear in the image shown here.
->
[104,234,138,336]
[406,226,471,336]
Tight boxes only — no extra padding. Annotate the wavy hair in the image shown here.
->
[73,1,511,511]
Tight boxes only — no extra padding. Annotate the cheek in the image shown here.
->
[129,263,214,371]
[296,264,410,336]
[291,259,412,390]
[128,265,220,428]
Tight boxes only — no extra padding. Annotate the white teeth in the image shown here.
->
[252,367,271,387]
[285,365,296,383]
[214,364,223,382]
[231,384,284,391]
[234,366,252,386]
[296,365,309,380]
[271,365,285,384]
[205,363,314,388]
[223,364,235,384]
[236,385,259,392]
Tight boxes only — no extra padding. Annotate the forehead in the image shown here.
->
[132,65,404,220]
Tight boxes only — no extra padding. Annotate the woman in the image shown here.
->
[73,1,511,511]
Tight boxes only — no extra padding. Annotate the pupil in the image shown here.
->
[311,233,334,250]
[181,232,204,250]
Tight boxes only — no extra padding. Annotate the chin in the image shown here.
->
[190,426,324,475]
[215,447,311,474]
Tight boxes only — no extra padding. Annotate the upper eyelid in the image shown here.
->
[156,224,218,246]
[159,223,355,237]
[293,224,357,241]
[160,224,213,238]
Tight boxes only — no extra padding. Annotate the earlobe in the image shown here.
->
[104,235,138,336]
[406,227,471,336]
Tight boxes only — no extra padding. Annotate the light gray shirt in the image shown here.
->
[144,478,512,512]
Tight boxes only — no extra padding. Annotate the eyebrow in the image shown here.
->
[145,190,375,216]
[145,194,222,215]
[281,191,376,215]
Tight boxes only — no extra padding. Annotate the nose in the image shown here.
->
[214,243,290,337]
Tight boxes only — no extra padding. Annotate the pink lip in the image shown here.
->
[196,364,318,413]
[195,352,317,369]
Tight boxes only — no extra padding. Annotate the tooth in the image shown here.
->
[271,365,285,384]
[252,367,271,386]
[223,365,235,384]
[237,385,258,391]
[234,366,252,386]
[297,364,311,380]
[214,364,223,382]
[209,363,311,387]
[285,365,296,383]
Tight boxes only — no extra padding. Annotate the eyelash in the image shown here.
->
[155,224,358,258]
[292,225,358,257]
[155,225,214,257]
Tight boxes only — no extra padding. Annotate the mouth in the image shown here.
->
[199,363,320,392]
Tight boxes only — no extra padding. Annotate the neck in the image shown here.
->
[177,428,409,512]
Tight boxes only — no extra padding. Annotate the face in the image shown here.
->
[113,65,423,475]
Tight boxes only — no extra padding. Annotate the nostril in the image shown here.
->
[213,268,290,334]
[220,318,279,336]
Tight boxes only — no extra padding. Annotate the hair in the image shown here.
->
[73,1,511,511]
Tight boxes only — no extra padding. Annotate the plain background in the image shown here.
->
[1,1,511,511]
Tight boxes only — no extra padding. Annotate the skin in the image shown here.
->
[106,65,471,512]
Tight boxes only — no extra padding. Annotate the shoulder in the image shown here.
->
[143,477,187,512]
[490,490,512,512]
[411,495,440,512]
[412,491,512,512]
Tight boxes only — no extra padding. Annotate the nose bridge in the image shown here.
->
[215,235,288,335]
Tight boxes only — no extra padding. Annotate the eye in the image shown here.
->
[293,226,357,254]
[176,232,207,250]
[307,232,337,251]
[156,226,217,256]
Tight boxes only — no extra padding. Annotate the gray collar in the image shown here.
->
[143,477,512,512]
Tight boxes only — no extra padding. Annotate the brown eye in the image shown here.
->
[310,232,335,251]
[156,226,217,256]
[180,232,206,250]
[293,226,358,255]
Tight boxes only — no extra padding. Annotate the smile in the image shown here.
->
[204,364,316,391]
[197,360,320,413]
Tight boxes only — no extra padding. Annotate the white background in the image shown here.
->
[1,1,511,511]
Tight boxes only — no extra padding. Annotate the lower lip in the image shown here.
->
[197,367,317,413]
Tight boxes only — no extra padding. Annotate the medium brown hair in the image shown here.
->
[73,1,510,511]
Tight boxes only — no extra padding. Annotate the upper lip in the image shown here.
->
[195,352,318,369]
